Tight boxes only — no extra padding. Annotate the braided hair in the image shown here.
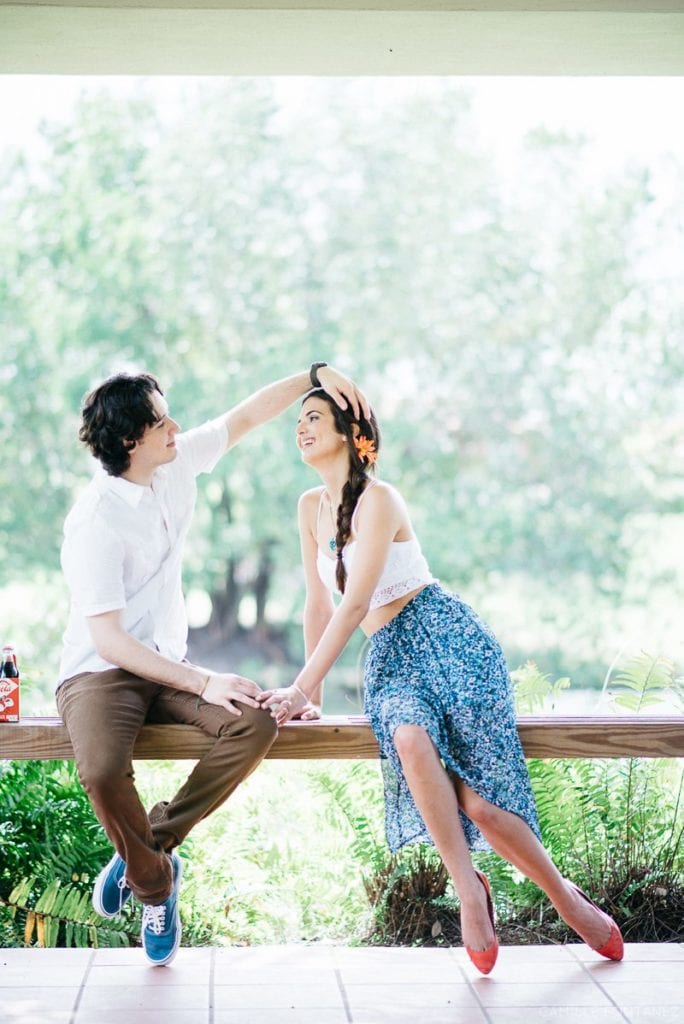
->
[305,389,381,594]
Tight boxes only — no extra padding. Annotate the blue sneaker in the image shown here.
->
[141,851,183,967]
[92,852,132,918]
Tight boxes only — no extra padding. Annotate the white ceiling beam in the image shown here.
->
[1,3,683,74]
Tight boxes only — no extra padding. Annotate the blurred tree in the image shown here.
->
[1,80,681,674]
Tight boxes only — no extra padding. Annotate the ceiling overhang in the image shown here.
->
[1,2,683,74]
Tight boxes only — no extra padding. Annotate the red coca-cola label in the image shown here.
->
[0,677,20,722]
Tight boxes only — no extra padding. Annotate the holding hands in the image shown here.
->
[201,672,263,716]
[259,685,320,726]
[200,670,322,725]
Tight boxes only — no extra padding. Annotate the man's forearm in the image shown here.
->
[222,365,367,451]
[243,371,312,422]
[224,371,311,445]
[91,623,208,695]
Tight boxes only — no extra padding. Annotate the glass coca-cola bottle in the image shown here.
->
[0,643,20,722]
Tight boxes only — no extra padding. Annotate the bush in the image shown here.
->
[0,760,137,947]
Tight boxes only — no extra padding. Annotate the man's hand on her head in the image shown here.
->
[317,366,371,422]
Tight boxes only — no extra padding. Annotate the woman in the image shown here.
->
[260,390,623,973]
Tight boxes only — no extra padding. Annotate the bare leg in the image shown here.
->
[454,778,612,949]
[393,725,495,952]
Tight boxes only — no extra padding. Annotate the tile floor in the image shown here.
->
[1,943,683,1024]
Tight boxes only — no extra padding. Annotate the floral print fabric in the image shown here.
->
[364,583,541,852]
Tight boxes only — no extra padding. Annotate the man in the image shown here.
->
[57,363,367,966]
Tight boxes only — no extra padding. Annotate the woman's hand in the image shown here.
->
[259,685,310,726]
[292,699,322,722]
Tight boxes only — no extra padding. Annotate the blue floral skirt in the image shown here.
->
[364,583,541,853]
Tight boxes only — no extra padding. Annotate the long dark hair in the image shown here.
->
[305,389,381,593]
[79,372,163,476]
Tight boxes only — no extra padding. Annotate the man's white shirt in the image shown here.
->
[58,417,227,687]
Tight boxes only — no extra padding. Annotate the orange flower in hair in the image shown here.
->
[354,435,377,465]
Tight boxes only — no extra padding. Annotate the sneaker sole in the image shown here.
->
[143,854,183,968]
[144,918,183,968]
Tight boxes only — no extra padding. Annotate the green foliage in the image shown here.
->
[146,759,376,946]
[0,760,110,884]
[517,653,684,942]
[2,875,134,949]
[310,763,451,944]
[0,760,137,947]
[511,660,571,714]
[312,762,388,877]
[606,651,684,713]
[364,847,450,946]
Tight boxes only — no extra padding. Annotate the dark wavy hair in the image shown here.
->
[79,372,164,476]
[304,389,381,593]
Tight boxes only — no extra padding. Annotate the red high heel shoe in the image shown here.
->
[568,882,624,961]
[465,870,499,975]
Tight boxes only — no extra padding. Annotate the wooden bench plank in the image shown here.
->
[1,715,683,761]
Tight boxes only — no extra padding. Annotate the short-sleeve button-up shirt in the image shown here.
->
[58,417,227,686]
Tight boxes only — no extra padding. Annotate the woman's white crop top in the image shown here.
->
[316,485,435,610]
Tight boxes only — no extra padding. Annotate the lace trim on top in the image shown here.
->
[367,577,433,611]
[316,539,434,610]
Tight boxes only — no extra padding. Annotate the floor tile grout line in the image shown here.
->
[208,946,216,1024]
[573,955,633,1024]
[456,960,494,1024]
[334,966,354,1023]
[68,948,96,1024]
[6,944,681,1023]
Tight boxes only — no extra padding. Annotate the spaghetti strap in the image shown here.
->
[316,489,327,530]
[351,480,377,535]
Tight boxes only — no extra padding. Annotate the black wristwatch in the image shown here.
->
[309,362,328,388]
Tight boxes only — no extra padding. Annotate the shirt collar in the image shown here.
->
[95,467,147,508]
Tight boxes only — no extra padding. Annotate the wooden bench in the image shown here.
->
[1,715,683,761]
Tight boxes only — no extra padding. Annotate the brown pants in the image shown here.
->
[56,669,277,904]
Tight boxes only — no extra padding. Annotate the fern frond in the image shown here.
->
[1,876,136,948]
[512,661,571,714]
[607,652,676,712]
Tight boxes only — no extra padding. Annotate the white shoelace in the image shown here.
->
[142,903,167,935]
[117,875,129,913]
